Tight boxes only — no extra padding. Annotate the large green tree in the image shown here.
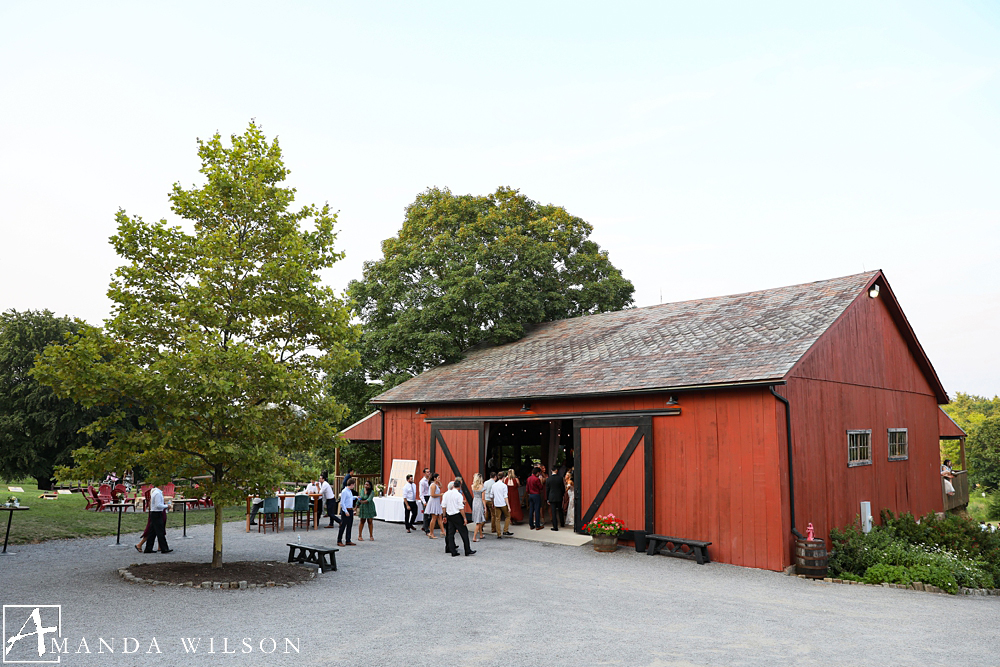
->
[967,416,1000,492]
[348,186,634,385]
[0,309,107,490]
[34,122,358,567]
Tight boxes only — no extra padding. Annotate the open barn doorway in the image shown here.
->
[485,419,574,479]
[483,419,574,527]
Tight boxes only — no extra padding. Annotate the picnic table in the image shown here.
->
[1,506,29,555]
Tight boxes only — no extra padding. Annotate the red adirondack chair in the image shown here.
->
[162,483,175,510]
[139,484,151,511]
[84,485,101,511]
[97,484,113,511]
[114,484,137,511]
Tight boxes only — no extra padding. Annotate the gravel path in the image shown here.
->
[1,518,997,666]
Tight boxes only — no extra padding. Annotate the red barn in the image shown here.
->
[371,271,949,571]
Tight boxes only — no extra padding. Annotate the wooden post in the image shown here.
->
[959,436,967,472]
[334,447,341,479]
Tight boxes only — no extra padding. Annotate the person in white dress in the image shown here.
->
[426,473,444,539]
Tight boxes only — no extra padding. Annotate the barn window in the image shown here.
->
[888,428,908,461]
[847,430,872,467]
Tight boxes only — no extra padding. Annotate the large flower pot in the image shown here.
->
[592,534,619,552]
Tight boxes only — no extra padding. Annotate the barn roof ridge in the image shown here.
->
[371,270,911,404]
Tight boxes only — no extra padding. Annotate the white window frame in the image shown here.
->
[847,429,872,467]
[888,428,908,461]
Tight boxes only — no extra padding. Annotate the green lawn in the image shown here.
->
[967,488,996,525]
[1,480,244,546]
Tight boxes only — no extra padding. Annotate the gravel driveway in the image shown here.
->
[1,518,996,666]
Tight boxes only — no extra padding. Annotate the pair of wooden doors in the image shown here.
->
[429,417,653,534]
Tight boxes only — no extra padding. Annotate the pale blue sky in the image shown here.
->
[2,1,998,396]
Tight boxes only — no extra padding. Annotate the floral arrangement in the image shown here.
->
[5,495,18,507]
[583,513,626,536]
[374,484,385,496]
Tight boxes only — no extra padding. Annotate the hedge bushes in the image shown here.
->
[828,510,1000,594]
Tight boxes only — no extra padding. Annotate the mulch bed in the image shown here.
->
[126,561,313,586]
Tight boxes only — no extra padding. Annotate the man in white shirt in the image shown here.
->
[491,476,511,538]
[442,478,475,557]
[483,472,497,534]
[419,468,432,534]
[402,474,418,532]
[337,479,357,547]
[320,474,339,528]
[144,482,172,553]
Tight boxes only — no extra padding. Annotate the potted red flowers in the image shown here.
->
[583,513,626,552]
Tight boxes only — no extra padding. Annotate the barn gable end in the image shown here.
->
[782,273,946,553]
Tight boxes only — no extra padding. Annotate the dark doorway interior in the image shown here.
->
[485,419,574,481]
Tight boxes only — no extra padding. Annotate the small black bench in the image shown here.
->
[646,534,712,564]
[287,543,338,573]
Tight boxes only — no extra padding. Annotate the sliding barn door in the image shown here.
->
[575,417,653,535]
[430,421,484,506]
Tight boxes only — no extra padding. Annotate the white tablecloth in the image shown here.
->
[373,496,423,523]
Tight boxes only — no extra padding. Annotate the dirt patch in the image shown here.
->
[125,561,314,587]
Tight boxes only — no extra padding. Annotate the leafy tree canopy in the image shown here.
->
[0,309,109,489]
[943,392,1000,434]
[348,186,634,385]
[967,416,1000,492]
[34,122,358,566]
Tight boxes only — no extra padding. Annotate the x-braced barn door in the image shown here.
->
[574,417,653,535]
[430,421,485,507]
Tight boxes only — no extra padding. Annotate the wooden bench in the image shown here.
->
[646,534,712,564]
[286,543,338,573]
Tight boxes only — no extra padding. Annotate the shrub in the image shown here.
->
[863,564,911,585]
[906,564,958,594]
[829,511,998,593]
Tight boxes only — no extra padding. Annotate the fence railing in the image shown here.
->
[943,470,969,511]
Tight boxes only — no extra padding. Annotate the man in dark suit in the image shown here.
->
[545,470,565,531]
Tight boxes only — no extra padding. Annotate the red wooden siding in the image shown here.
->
[938,408,966,438]
[436,428,479,485]
[341,411,381,441]
[382,387,789,571]
[578,426,645,534]
[786,291,942,556]
[651,389,786,571]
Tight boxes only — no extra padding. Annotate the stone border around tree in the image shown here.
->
[118,564,317,590]
[792,573,1000,596]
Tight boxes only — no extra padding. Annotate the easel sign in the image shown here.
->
[386,459,417,498]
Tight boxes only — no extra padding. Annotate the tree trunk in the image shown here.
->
[35,476,55,491]
[211,503,223,568]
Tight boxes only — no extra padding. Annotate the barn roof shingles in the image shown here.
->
[372,271,879,404]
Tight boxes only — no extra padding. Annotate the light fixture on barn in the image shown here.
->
[520,402,532,412]
[666,395,678,405]
[415,406,426,414]
[868,284,880,298]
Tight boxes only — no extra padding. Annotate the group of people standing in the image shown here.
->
[400,465,577,549]
[402,471,477,556]
[296,470,379,547]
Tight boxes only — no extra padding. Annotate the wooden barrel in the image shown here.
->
[795,538,828,578]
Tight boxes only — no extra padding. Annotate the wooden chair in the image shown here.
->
[258,497,280,533]
[140,485,152,512]
[292,494,313,531]
[114,484,137,512]
[97,484,113,511]
[84,485,101,511]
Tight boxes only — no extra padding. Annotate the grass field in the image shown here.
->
[967,489,997,525]
[1,480,245,546]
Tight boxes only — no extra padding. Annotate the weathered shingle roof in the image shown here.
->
[372,271,880,404]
